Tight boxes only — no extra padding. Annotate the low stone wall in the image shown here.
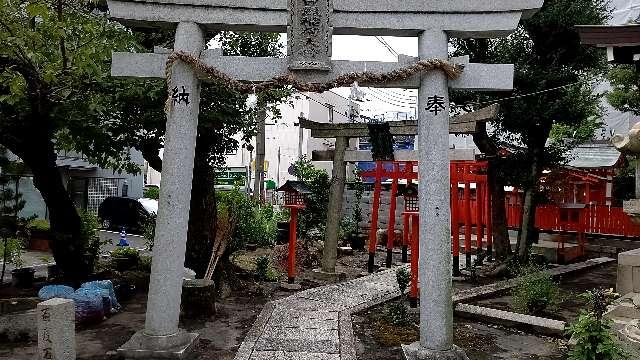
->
[618,248,640,295]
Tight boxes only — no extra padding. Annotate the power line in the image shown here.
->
[367,88,417,106]
[459,76,597,109]
[375,36,399,58]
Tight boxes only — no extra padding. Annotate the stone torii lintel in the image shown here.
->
[300,104,500,137]
[111,50,515,91]
[107,0,542,37]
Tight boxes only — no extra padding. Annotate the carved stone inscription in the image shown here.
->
[288,0,333,71]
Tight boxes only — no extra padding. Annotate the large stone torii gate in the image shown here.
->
[107,1,543,359]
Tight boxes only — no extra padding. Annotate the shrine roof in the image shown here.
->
[567,143,623,169]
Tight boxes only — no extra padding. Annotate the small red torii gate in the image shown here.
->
[360,160,492,281]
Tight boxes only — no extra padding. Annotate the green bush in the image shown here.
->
[511,265,560,315]
[291,157,330,236]
[218,188,277,252]
[143,214,156,251]
[0,238,24,268]
[386,301,412,326]
[254,255,278,281]
[396,267,411,295]
[567,289,627,360]
[79,210,108,261]
[28,219,50,232]
[143,187,160,200]
[111,246,140,261]
[139,255,152,272]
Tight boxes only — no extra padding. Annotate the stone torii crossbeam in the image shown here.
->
[107,1,543,359]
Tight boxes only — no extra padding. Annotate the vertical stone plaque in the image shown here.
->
[288,0,333,71]
[37,298,75,360]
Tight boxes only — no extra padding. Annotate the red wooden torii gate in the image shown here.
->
[360,160,491,303]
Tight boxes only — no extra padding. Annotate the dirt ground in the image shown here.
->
[352,262,618,360]
[0,248,619,359]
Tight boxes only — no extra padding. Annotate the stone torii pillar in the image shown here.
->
[107,1,543,358]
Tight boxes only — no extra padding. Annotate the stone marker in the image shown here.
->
[37,298,75,360]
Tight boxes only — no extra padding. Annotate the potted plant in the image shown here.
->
[111,247,141,271]
[27,219,51,251]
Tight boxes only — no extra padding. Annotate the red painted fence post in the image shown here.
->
[367,161,383,273]
[409,214,419,308]
[288,207,298,283]
[451,163,461,276]
[386,162,399,268]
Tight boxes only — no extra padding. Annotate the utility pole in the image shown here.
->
[253,106,267,201]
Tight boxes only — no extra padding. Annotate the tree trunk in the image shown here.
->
[516,153,541,261]
[489,165,511,260]
[20,141,86,279]
[185,137,216,278]
[472,123,511,261]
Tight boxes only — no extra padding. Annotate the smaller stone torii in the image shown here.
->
[300,104,499,276]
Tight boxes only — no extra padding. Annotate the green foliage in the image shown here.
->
[218,188,278,252]
[139,255,152,273]
[143,187,160,200]
[254,255,278,282]
[0,238,24,268]
[111,246,140,262]
[607,64,640,116]
[79,209,107,259]
[351,170,365,227]
[567,289,627,360]
[396,267,411,295]
[292,157,330,236]
[385,301,412,326]
[143,214,156,251]
[28,219,50,232]
[338,217,357,244]
[511,265,560,315]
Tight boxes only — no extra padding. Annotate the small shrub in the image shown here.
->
[218,189,278,252]
[567,289,627,360]
[111,247,140,262]
[28,219,50,232]
[386,301,412,326]
[0,238,24,268]
[396,267,410,295]
[254,255,278,281]
[143,214,156,251]
[511,265,560,315]
[139,255,152,272]
[143,187,160,200]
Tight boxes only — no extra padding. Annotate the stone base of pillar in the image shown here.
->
[402,342,469,360]
[117,329,198,359]
[311,269,347,283]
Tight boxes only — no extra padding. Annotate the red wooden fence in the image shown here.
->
[458,199,640,238]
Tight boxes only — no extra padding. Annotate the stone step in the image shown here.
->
[454,303,566,336]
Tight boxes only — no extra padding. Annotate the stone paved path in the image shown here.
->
[234,257,614,360]
[234,269,400,360]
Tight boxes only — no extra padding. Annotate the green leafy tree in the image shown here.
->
[0,0,139,278]
[451,0,609,261]
[292,156,331,238]
[607,64,640,115]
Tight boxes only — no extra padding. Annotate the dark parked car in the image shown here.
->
[98,197,151,234]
